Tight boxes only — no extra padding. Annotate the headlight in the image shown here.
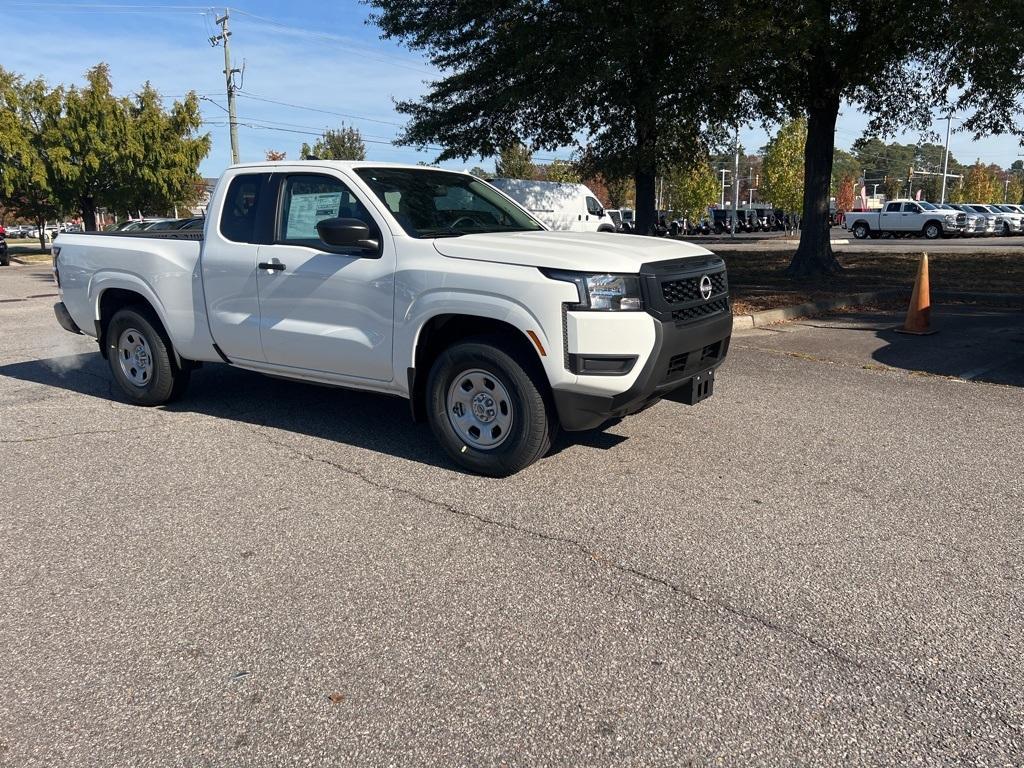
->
[543,270,644,311]
[944,215,955,224]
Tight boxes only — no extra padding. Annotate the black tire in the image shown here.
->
[852,222,870,239]
[1003,223,1012,236]
[105,305,190,405]
[923,222,941,240]
[426,337,557,476]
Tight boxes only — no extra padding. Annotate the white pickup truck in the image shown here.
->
[52,162,732,475]
[846,199,965,240]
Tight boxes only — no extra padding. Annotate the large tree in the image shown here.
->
[743,0,1024,276]
[368,0,743,235]
[662,153,718,222]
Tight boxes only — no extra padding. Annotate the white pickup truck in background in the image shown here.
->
[52,162,732,475]
[846,199,965,240]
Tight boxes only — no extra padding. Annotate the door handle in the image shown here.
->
[258,262,285,272]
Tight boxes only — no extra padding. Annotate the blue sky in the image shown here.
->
[5,1,1022,177]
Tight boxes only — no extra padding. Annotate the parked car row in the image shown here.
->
[844,199,1024,240]
[2,223,82,239]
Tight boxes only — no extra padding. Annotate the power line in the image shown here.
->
[227,7,431,74]
[234,91,405,128]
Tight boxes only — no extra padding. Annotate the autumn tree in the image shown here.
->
[836,175,855,212]
[300,124,366,161]
[761,119,806,227]
[604,176,635,209]
[265,149,287,161]
[961,161,998,203]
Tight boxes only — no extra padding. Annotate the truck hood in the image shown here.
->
[432,231,715,273]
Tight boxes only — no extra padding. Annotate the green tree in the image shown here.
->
[741,0,1024,275]
[604,176,635,209]
[1006,174,1024,205]
[543,159,581,183]
[494,143,536,179]
[118,84,209,217]
[0,68,63,248]
[760,119,806,223]
[300,124,366,161]
[832,149,860,195]
[368,0,743,235]
[662,154,718,222]
[467,165,489,178]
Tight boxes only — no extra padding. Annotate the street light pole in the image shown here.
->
[940,113,952,204]
[731,125,740,238]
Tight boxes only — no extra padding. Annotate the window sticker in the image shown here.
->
[286,192,342,239]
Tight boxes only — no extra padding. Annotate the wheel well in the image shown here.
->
[97,288,157,359]
[923,219,942,230]
[408,314,544,422]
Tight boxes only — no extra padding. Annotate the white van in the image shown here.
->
[488,178,616,233]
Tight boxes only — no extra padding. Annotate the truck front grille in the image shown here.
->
[661,272,728,303]
[671,297,730,323]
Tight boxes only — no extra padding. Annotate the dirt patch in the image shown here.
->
[720,250,1024,313]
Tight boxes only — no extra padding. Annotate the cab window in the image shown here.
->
[884,202,901,212]
[220,174,267,243]
[586,196,604,216]
[276,174,377,248]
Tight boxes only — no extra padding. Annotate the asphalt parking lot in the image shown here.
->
[1,264,1022,766]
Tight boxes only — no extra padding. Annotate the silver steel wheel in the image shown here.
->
[117,327,154,388]
[446,368,514,450]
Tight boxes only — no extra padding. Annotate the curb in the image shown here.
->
[731,289,1024,331]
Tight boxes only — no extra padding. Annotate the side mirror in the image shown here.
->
[316,217,379,253]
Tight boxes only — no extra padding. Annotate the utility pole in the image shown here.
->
[731,125,740,237]
[211,10,241,164]
[719,169,729,207]
[939,113,952,204]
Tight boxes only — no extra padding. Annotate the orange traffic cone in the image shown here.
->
[895,252,937,335]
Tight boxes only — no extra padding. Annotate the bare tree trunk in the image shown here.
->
[37,217,46,251]
[787,95,842,277]
[634,167,657,236]
[80,196,98,232]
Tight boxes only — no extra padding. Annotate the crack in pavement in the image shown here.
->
[237,422,1023,738]
[0,424,153,444]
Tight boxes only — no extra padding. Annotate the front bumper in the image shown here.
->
[553,303,732,431]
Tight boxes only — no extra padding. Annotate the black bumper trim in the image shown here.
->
[553,311,732,431]
[54,302,82,335]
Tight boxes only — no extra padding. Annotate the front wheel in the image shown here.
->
[426,339,557,476]
[106,306,190,405]
[923,222,941,240]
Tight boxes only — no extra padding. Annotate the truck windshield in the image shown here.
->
[354,167,545,238]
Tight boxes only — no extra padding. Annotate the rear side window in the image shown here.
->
[885,202,901,212]
[220,174,267,243]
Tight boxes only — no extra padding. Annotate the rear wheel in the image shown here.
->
[426,338,556,476]
[106,306,190,405]
[852,222,870,239]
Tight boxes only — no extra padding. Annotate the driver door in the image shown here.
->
[255,172,395,382]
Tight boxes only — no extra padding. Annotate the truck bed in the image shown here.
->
[55,230,218,362]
